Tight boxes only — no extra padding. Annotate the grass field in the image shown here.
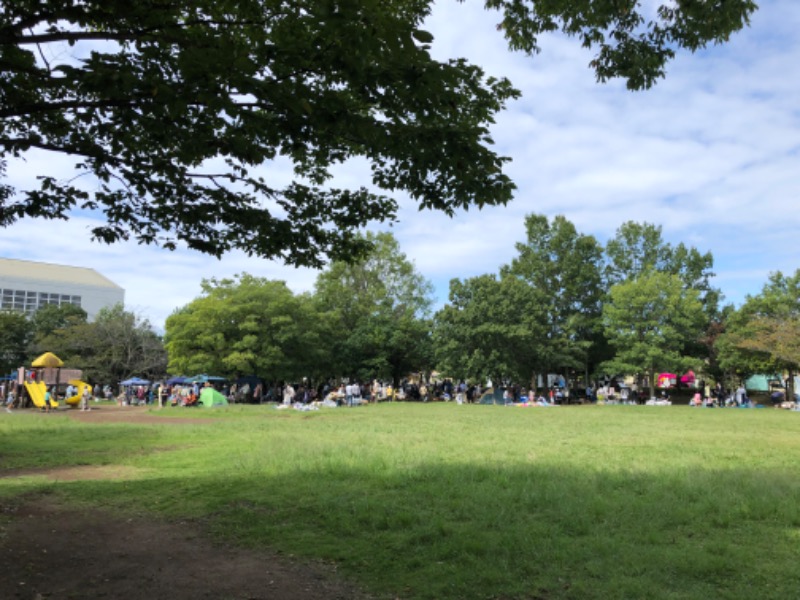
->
[2,403,800,599]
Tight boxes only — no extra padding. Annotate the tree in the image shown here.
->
[314,232,433,384]
[502,213,604,385]
[89,305,167,383]
[165,275,331,382]
[0,1,757,264]
[487,0,757,90]
[0,310,33,374]
[604,221,720,369]
[605,221,673,285]
[29,303,88,349]
[738,317,800,370]
[40,304,167,384]
[433,273,546,386]
[695,303,736,385]
[601,271,705,399]
[605,222,716,298]
[717,270,800,400]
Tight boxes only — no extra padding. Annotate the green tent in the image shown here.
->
[744,374,779,392]
[478,388,505,405]
[199,387,229,407]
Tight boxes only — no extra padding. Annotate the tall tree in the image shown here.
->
[29,303,88,350]
[605,222,716,297]
[40,304,167,384]
[605,221,719,367]
[165,275,331,382]
[0,310,32,374]
[433,273,546,386]
[0,1,756,264]
[601,271,706,399]
[314,232,433,384]
[503,214,604,384]
[717,270,800,399]
[605,221,673,285]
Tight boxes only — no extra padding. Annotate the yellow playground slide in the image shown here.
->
[65,381,92,407]
[24,380,59,409]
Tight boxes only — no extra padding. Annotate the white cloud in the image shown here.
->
[2,1,798,327]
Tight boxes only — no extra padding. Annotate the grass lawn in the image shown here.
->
[2,403,799,599]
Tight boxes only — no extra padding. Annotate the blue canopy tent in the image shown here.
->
[184,374,226,384]
[120,377,151,386]
[166,376,187,385]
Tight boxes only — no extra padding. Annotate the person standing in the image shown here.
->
[283,383,294,406]
[503,387,513,405]
[80,385,91,411]
[43,386,54,413]
[371,380,380,403]
[734,384,746,407]
[456,381,466,405]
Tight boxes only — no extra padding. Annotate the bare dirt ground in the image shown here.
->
[0,407,377,600]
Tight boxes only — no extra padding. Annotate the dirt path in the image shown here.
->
[0,408,378,600]
[65,405,215,425]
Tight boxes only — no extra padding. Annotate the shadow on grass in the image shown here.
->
[21,459,800,600]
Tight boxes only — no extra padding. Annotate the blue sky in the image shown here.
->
[2,1,798,330]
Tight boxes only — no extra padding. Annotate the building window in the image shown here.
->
[0,288,81,314]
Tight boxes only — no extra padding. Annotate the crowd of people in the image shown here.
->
[3,376,797,412]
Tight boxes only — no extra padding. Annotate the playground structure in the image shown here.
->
[24,380,59,409]
[64,380,93,406]
[19,352,92,410]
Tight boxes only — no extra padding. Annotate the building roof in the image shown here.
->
[0,258,123,290]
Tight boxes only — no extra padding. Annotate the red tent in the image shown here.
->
[658,373,677,388]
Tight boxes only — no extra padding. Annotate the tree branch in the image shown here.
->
[0,99,141,119]
[3,18,273,47]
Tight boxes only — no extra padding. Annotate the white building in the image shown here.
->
[0,258,125,321]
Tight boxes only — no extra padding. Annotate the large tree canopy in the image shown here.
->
[601,270,705,398]
[433,273,546,385]
[314,231,434,384]
[38,304,167,384]
[0,0,757,265]
[164,275,330,381]
[717,270,800,394]
[503,213,604,379]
